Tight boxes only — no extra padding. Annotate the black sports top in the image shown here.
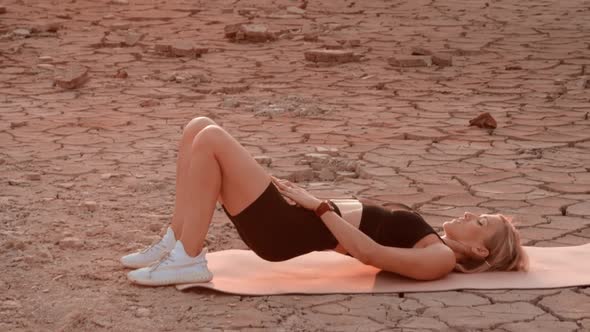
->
[359,204,443,248]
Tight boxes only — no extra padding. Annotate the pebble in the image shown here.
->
[254,155,272,166]
[304,49,359,63]
[114,69,128,78]
[13,28,31,37]
[83,201,98,212]
[171,41,196,57]
[10,121,27,129]
[25,173,41,181]
[469,112,498,129]
[39,56,54,62]
[124,32,143,46]
[0,6,6,14]
[54,65,89,89]
[39,22,62,33]
[59,237,84,249]
[110,22,130,30]
[56,13,72,19]
[225,23,276,42]
[388,55,432,67]
[56,182,74,189]
[222,98,240,108]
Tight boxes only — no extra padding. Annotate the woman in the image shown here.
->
[121,117,529,286]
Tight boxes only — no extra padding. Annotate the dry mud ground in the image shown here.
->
[1,0,590,331]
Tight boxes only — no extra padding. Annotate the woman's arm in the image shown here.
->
[319,211,456,280]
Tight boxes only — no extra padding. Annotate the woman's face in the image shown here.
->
[443,212,505,248]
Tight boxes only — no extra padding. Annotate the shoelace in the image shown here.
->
[140,238,167,254]
[149,251,175,271]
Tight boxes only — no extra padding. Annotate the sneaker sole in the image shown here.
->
[127,271,213,286]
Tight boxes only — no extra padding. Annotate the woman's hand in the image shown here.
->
[271,176,322,211]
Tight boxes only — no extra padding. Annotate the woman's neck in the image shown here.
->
[441,235,469,262]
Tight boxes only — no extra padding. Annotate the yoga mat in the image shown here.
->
[176,244,590,295]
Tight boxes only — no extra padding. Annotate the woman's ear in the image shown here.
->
[470,245,489,259]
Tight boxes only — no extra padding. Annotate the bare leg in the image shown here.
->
[179,125,271,256]
[170,117,218,238]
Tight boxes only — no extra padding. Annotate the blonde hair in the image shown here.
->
[455,215,529,273]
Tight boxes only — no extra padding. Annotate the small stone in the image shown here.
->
[114,69,128,78]
[135,308,150,318]
[8,179,29,186]
[315,146,339,156]
[155,43,171,55]
[0,6,6,14]
[39,56,53,63]
[56,182,74,189]
[237,24,275,42]
[10,121,27,129]
[13,28,31,37]
[388,55,432,67]
[432,53,453,67]
[254,156,272,166]
[110,22,130,31]
[469,112,498,129]
[171,41,196,57]
[304,49,359,63]
[59,237,84,249]
[222,98,240,108]
[83,201,98,212]
[54,65,89,89]
[56,13,72,19]
[39,22,62,33]
[237,8,257,18]
[25,173,41,181]
[123,32,144,46]
[286,6,305,15]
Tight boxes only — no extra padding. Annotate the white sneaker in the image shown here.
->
[120,227,176,269]
[127,241,213,286]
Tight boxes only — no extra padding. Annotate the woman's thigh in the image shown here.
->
[193,125,271,216]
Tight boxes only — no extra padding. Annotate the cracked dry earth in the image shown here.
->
[1,0,590,331]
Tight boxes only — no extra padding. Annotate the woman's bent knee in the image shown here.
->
[183,117,216,137]
[191,125,227,152]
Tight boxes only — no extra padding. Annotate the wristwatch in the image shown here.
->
[314,200,335,217]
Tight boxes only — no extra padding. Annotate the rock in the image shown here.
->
[59,237,84,249]
[469,112,498,129]
[54,65,89,89]
[25,173,41,181]
[56,13,72,19]
[155,43,171,54]
[388,55,432,67]
[222,98,240,108]
[10,121,27,129]
[37,22,62,33]
[225,23,276,42]
[123,32,144,46]
[0,6,6,14]
[13,28,31,37]
[304,49,359,63]
[286,6,306,15]
[315,146,339,156]
[56,182,74,189]
[8,179,28,186]
[254,156,272,166]
[135,307,150,318]
[110,22,130,31]
[170,41,197,57]
[39,55,53,62]
[237,8,257,18]
[83,201,98,212]
[114,69,128,78]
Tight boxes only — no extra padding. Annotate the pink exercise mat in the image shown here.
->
[176,244,590,295]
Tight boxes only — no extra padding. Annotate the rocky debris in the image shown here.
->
[225,23,276,42]
[10,121,27,129]
[82,201,98,212]
[114,69,128,78]
[155,42,208,57]
[411,47,453,67]
[59,237,84,249]
[293,152,361,182]
[251,95,330,117]
[13,28,31,37]
[124,32,144,46]
[388,55,432,67]
[222,97,240,108]
[254,156,272,166]
[304,49,360,63]
[25,173,41,181]
[469,112,498,129]
[56,12,72,19]
[54,65,89,89]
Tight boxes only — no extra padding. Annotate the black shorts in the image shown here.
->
[222,182,342,262]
